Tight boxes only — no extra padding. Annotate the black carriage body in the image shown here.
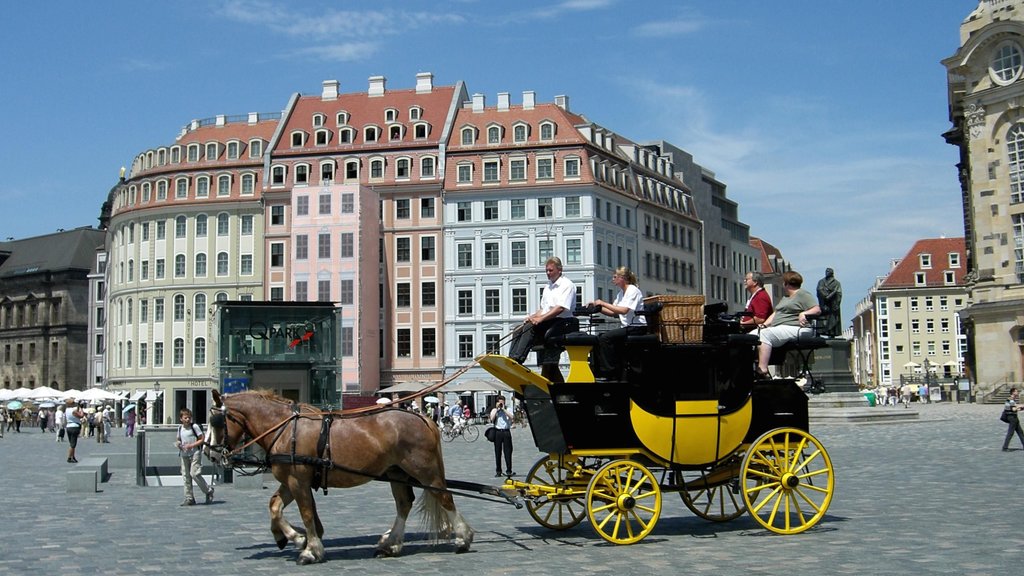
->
[521,334,807,460]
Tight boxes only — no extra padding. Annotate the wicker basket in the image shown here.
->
[644,295,705,343]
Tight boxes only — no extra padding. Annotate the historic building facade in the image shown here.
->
[100,73,758,411]
[0,228,105,392]
[944,1,1024,393]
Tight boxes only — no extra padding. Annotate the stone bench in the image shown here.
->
[67,469,98,493]
[76,457,110,483]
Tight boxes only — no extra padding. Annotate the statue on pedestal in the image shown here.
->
[816,268,842,337]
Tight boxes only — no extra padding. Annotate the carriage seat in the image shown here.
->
[767,316,829,373]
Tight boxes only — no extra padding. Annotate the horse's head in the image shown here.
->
[205,389,244,465]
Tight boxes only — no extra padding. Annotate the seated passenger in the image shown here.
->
[755,271,821,378]
[508,256,577,364]
[587,266,647,378]
[739,271,773,332]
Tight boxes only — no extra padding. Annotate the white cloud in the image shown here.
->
[288,42,380,63]
[631,17,705,38]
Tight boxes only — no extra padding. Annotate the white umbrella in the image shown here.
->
[375,397,393,405]
[0,389,18,401]
[11,387,34,400]
[24,386,63,400]
[76,388,121,403]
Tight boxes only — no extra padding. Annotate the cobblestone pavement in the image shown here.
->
[0,402,1020,575]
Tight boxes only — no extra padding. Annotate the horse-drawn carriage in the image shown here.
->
[205,297,834,563]
[476,296,835,544]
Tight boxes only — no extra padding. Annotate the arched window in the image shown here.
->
[217,213,229,236]
[195,214,208,237]
[217,252,229,276]
[217,174,231,196]
[992,42,1023,85]
[194,293,206,317]
[1008,123,1024,204]
[173,338,185,366]
[174,254,186,278]
[196,176,210,198]
[173,294,185,321]
[194,337,206,366]
[194,253,207,277]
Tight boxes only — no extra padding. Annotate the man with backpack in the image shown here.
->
[176,408,214,506]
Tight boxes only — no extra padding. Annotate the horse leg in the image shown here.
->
[269,485,307,551]
[435,489,474,553]
[289,478,326,565]
[375,481,413,557]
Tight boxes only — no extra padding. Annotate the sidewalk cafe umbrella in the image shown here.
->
[6,400,24,411]
[38,401,57,409]
[375,397,393,405]
[122,404,137,414]
[24,386,62,400]
[423,397,439,404]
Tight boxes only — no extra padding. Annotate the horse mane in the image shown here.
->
[236,389,320,413]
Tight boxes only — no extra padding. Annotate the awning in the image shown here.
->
[145,390,164,402]
[130,390,147,403]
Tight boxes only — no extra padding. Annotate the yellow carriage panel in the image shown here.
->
[630,397,752,466]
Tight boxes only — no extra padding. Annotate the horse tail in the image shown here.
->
[415,488,453,542]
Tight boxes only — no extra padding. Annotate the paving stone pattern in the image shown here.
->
[0,402,1020,575]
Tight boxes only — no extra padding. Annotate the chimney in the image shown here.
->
[523,91,535,110]
[555,95,570,111]
[415,72,433,94]
[215,114,226,127]
[368,75,386,97]
[472,93,485,112]
[322,79,339,100]
[247,112,259,124]
[497,92,510,111]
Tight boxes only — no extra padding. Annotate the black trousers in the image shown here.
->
[508,318,574,364]
[493,428,513,473]
[1003,416,1024,450]
[592,325,648,377]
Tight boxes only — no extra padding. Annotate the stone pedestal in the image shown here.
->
[810,338,858,393]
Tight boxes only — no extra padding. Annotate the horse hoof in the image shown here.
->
[454,538,472,554]
[297,552,319,565]
[275,536,287,550]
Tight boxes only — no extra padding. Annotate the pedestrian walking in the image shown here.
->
[1001,387,1024,452]
[0,408,7,438]
[124,408,136,438]
[176,408,214,506]
[55,406,65,442]
[65,400,84,463]
[489,397,514,477]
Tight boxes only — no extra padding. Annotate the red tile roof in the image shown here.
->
[878,237,967,288]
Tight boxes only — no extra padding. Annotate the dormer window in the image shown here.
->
[364,126,379,142]
[385,108,398,123]
[187,144,200,163]
[540,121,555,141]
[249,139,263,159]
[290,131,306,148]
[513,123,528,143]
[389,125,403,141]
[315,129,330,146]
[919,254,931,269]
[226,141,240,160]
[312,113,326,127]
[205,143,219,161]
[949,252,961,267]
[487,125,502,144]
[915,272,927,286]
[336,111,349,126]
[461,127,476,145]
[339,127,354,144]
[409,106,422,121]
[414,123,429,139]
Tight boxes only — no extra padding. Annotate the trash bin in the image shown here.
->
[864,392,876,407]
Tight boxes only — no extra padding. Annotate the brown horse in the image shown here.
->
[206,390,473,564]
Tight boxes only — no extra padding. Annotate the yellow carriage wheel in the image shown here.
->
[740,427,834,534]
[680,477,747,522]
[585,459,662,545]
[524,454,587,530]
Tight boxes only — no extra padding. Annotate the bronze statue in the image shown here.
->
[816,268,842,337]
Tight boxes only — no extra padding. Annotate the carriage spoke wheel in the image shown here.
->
[680,477,746,522]
[525,454,587,530]
[462,425,480,442]
[740,427,834,535]
[586,459,662,544]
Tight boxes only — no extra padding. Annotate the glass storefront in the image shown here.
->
[216,302,341,407]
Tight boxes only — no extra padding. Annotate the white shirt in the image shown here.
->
[613,284,646,327]
[541,275,576,319]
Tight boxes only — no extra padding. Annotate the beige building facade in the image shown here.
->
[944,1,1024,393]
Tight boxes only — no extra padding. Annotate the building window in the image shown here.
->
[218,175,231,196]
[340,233,354,258]
[194,253,207,277]
[538,240,553,263]
[484,242,499,267]
[919,254,931,268]
[458,289,473,315]
[397,283,411,307]
[271,165,286,185]
[564,157,580,177]
[194,338,206,366]
[458,335,474,359]
[271,205,285,226]
[396,198,410,219]
[421,236,435,261]
[944,271,955,285]
[270,243,284,267]
[317,280,331,302]
[396,158,410,179]
[540,122,555,140]
[457,244,472,268]
[296,196,309,216]
[318,233,331,259]
[217,252,229,276]
[566,196,581,217]
[992,42,1023,85]
[241,173,255,195]
[422,282,436,306]
[461,127,475,145]
[485,288,500,314]
[422,328,436,357]
[421,156,435,177]
[396,329,411,357]
[370,159,384,178]
[174,254,186,278]
[513,124,527,142]
[483,159,499,182]
[537,157,553,179]
[566,239,582,264]
[217,213,229,236]
[457,163,472,183]
[154,342,164,367]
[241,215,253,235]
[155,259,165,279]
[173,294,185,321]
[196,214,208,237]
[227,141,239,159]
[240,254,253,275]
[510,158,526,181]
[538,197,553,218]
[457,202,471,222]
[915,272,926,286]
[175,216,187,238]
[511,241,526,266]
[154,298,164,322]
[484,200,498,220]
[1009,124,1024,205]
[396,237,410,262]
[511,199,525,220]
[487,126,501,144]
[176,178,188,199]
[173,338,185,367]
[339,279,353,305]
[249,139,263,158]
[341,193,354,213]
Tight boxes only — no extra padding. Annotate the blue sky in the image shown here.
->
[0,1,974,323]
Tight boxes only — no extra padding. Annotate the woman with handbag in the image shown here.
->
[1002,387,1024,452]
